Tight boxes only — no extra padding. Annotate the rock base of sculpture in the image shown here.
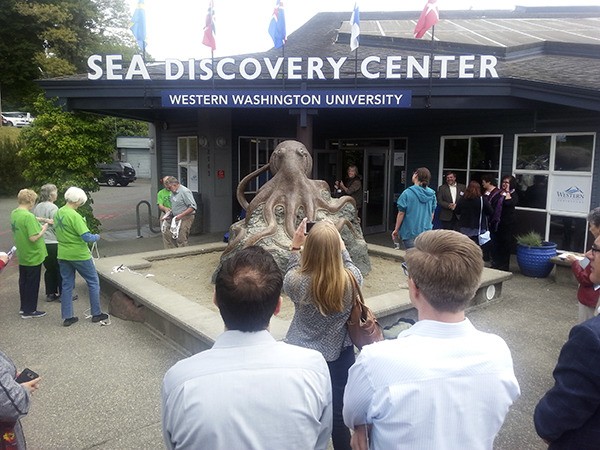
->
[219,202,370,280]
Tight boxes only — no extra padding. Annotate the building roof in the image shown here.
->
[39,7,600,116]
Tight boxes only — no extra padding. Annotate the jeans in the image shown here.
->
[327,346,355,450]
[19,264,42,313]
[59,258,101,319]
[402,238,415,249]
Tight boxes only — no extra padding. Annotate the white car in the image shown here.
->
[1,111,34,127]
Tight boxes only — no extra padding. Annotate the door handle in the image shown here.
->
[364,190,369,204]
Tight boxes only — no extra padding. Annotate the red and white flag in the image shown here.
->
[413,0,439,39]
[202,0,216,51]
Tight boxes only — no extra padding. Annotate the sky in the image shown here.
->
[127,0,600,61]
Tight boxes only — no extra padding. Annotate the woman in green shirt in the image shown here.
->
[10,189,48,318]
[54,187,108,327]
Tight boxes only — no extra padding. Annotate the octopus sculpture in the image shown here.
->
[215,140,371,278]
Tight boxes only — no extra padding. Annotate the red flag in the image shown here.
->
[202,0,216,51]
[413,0,439,39]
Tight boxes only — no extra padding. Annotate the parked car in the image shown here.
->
[97,161,137,187]
[1,112,32,127]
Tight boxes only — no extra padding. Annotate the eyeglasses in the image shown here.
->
[402,261,409,277]
[590,245,600,254]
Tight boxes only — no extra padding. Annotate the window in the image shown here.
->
[238,137,286,195]
[440,135,502,185]
[513,133,596,252]
[554,134,594,172]
[177,136,198,191]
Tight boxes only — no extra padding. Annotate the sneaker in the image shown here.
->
[92,313,109,323]
[46,294,60,302]
[63,317,79,327]
[21,311,47,319]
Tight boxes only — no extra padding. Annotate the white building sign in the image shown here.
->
[550,174,592,214]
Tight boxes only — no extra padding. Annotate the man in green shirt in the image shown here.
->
[11,189,48,318]
[157,176,173,249]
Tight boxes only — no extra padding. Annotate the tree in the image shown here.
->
[19,95,116,232]
[0,0,140,109]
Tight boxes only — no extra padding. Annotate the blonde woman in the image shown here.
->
[284,219,363,450]
[10,189,48,318]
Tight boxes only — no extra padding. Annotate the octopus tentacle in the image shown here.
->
[236,163,271,211]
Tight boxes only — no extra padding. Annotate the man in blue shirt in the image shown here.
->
[161,247,332,449]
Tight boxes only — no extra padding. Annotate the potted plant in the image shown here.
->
[515,231,557,278]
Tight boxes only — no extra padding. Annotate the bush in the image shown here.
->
[0,131,27,195]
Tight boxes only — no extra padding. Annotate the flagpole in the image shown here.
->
[282,45,286,90]
[426,25,435,108]
[142,42,146,63]
[211,50,215,89]
[354,49,358,87]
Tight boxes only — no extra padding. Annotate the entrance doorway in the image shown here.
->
[362,149,389,234]
[315,139,393,235]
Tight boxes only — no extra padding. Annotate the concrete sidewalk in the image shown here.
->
[1,230,577,449]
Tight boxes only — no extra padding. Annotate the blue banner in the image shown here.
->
[161,89,412,108]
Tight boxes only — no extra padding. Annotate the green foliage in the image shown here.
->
[516,231,543,247]
[0,0,141,109]
[18,95,117,232]
[0,130,27,195]
[98,116,149,141]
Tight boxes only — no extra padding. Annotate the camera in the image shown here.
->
[305,221,317,233]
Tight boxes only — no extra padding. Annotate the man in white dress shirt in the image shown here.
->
[162,246,332,450]
[343,230,520,450]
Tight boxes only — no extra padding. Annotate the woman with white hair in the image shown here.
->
[54,187,108,327]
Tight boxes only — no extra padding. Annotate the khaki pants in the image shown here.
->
[163,215,194,248]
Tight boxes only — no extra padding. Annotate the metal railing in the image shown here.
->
[135,200,161,238]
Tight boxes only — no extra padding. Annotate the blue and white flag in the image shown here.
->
[130,0,147,50]
[350,3,360,51]
[268,0,287,49]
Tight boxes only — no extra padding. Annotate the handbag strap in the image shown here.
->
[348,271,365,306]
[478,197,484,234]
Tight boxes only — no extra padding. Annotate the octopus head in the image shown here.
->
[269,140,312,176]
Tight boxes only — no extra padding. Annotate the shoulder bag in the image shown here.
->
[478,197,491,246]
[0,421,18,449]
[346,273,384,350]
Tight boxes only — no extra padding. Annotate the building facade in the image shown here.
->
[40,7,600,252]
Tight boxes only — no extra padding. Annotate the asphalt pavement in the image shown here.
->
[0,181,579,449]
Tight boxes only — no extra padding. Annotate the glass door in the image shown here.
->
[363,148,389,234]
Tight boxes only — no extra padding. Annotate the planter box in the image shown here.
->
[516,241,557,278]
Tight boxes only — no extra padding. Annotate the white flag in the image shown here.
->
[350,3,360,51]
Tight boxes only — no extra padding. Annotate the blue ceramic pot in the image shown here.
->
[516,241,557,278]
